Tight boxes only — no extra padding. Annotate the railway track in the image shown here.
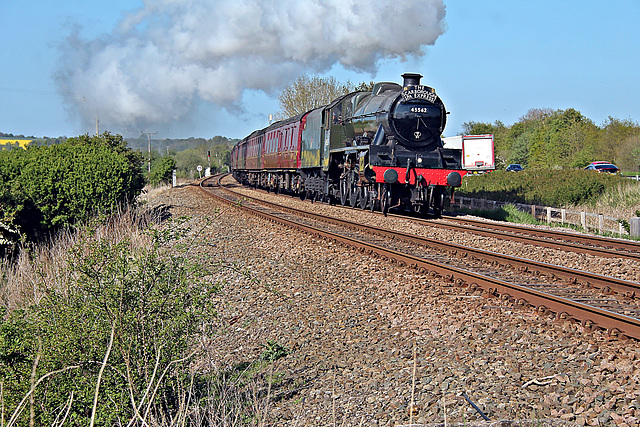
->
[434,214,640,262]
[199,175,640,340]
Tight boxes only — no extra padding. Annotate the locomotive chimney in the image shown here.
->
[402,73,423,87]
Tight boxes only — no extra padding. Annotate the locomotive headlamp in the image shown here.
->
[417,157,423,164]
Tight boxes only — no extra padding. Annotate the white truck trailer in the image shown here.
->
[442,134,495,174]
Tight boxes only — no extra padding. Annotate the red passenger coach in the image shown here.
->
[263,115,303,170]
[231,113,306,191]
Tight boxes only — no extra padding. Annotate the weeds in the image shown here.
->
[0,208,219,424]
[455,204,540,225]
[260,340,290,363]
[0,206,294,425]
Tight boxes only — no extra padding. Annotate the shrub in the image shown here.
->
[0,132,144,246]
[457,170,625,207]
[150,156,177,186]
[0,213,219,425]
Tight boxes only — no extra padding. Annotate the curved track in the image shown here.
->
[435,215,640,261]
[199,174,640,340]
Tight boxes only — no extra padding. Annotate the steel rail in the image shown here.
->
[437,215,640,260]
[216,176,640,261]
[200,177,640,339]
[216,181,640,299]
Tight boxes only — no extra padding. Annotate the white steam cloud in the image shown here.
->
[56,0,446,134]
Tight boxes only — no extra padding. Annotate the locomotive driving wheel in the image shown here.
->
[358,186,369,210]
[381,184,390,216]
[348,172,359,207]
[339,178,348,206]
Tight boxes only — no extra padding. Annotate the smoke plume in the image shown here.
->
[55,0,446,134]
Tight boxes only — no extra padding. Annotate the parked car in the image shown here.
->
[506,164,524,172]
[584,163,619,173]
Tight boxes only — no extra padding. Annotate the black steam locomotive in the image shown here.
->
[231,73,466,216]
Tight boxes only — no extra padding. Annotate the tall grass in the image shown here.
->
[0,206,279,425]
[571,180,640,219]
[458,170,640,218]
[1,207,155,312]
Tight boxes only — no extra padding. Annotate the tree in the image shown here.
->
[276,75,374,119]
[174,149,204,179]
[615,134,640,172]
[150,156,176,186]
[544,109,597,168]
[601,116,640,168]
[461,121,496,136]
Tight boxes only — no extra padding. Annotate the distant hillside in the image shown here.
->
[0,132,239,153]
[124,135,239,154]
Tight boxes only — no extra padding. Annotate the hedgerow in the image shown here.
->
[150,156,177,186]
[0,132,144,250]
[456,170,625,207]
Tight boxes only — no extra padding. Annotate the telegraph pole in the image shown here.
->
[141,131,158,173]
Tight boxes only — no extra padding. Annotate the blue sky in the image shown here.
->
[1,0,639,140]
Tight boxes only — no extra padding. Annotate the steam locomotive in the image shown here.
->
[230,73,466,217]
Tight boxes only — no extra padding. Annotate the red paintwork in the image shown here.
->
[371,166,467,186]
[237,117,305,171]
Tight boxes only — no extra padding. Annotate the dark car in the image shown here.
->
[506,164,524,172]
[584,163,619,173]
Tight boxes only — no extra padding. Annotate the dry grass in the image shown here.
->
[0,206,158,312]
[0,203,281,426]
[137,180,193,205]
[571,180,640,219]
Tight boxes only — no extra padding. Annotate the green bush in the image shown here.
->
[150,156,176,186]
[0,132,144,245]
[0,215,219,425]
[457,170,625,207]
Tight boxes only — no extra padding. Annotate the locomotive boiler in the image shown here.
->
[231,73,466,217]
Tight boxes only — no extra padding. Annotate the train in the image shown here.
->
[230,73,467,217]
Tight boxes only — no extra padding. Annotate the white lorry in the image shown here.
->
[442,134,495,174]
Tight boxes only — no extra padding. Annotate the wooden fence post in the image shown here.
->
[598,214,604,233]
